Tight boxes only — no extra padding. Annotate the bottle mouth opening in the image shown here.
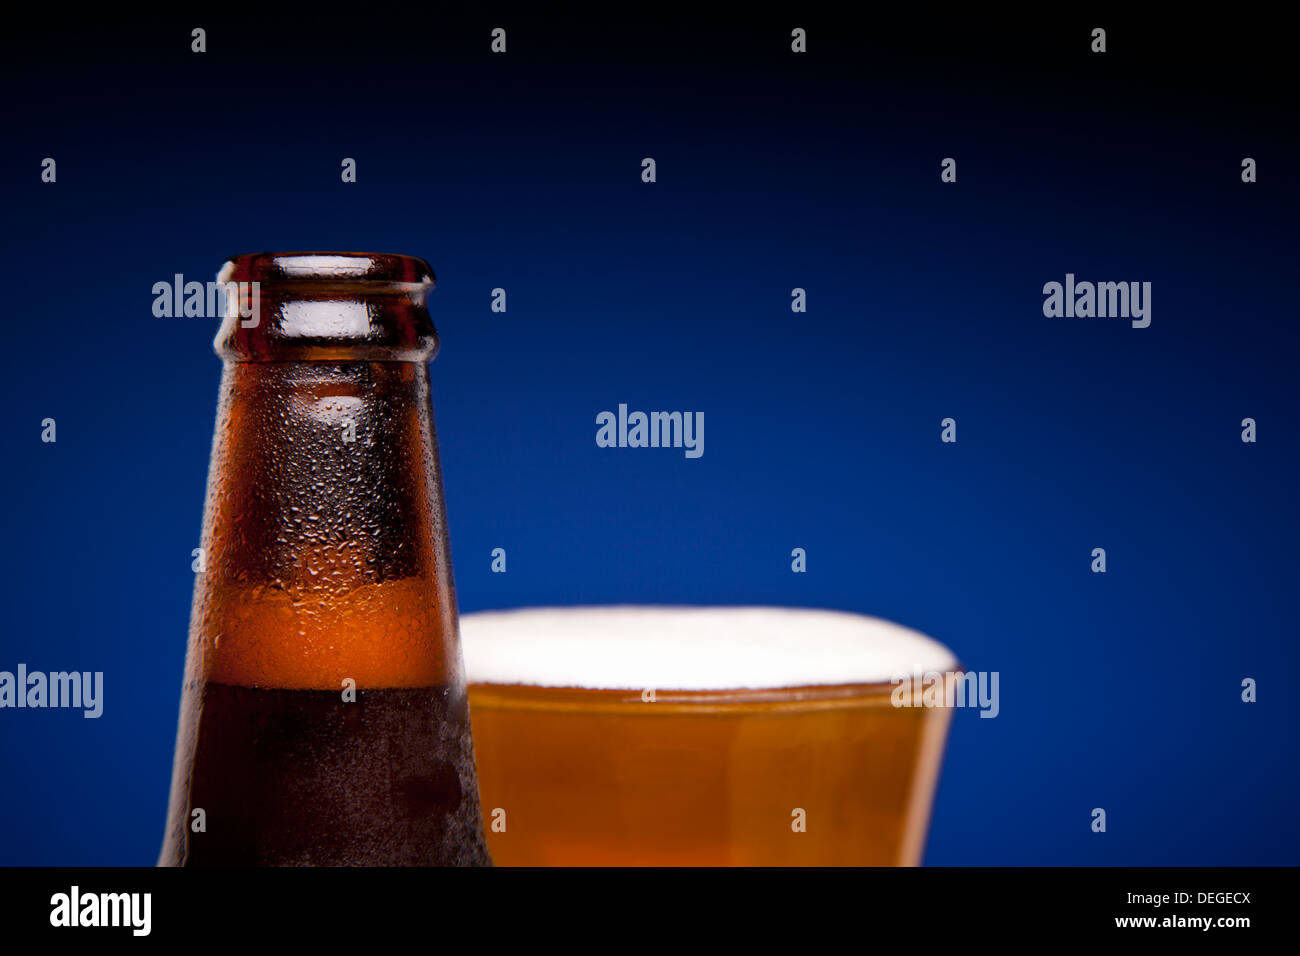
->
[217,252,435,289]
[213,252,440,362]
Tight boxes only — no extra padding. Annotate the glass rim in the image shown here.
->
[467,674,967,715]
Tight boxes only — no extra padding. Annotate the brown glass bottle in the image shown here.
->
[159,253,491,866]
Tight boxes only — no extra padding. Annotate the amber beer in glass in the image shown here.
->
[463,607,957,866]
[160,252,490,866]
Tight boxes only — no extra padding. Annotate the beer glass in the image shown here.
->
[462,606,958,866]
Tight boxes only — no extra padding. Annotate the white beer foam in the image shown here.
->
[460,606,958,690]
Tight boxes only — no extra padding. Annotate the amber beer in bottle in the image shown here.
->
[160,252,491,866]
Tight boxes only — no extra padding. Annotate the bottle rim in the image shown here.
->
[217,252,435,289]
[213,252,439,362]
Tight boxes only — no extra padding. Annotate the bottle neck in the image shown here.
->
[192,358,460,691]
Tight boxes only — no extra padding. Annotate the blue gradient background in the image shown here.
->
[0,11,1295,865]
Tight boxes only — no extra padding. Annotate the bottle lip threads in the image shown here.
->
[214,251,440,363]
[218,252,435,290]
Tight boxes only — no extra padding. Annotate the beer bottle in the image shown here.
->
[159,252,491,866]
